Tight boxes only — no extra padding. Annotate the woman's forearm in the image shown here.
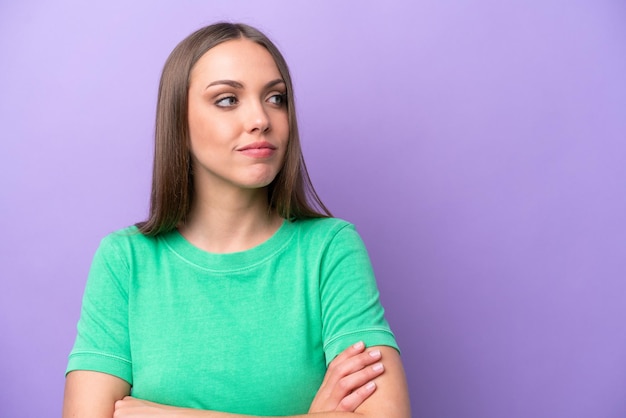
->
[114,347,410,418]
[114,398,363,418]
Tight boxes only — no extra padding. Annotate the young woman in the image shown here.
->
[63,22,410,418]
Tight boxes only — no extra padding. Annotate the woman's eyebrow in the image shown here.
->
[205,79,285,90]
[205,80,244,90]
[265,79,285,89]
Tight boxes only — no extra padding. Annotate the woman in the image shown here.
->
[63,22,410,417]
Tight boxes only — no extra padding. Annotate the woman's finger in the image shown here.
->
[336,361,384,396]
[309,343,387,413]
[329,348,382,381]
[336,380,378,412]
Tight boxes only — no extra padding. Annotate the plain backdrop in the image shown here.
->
[1,1,625,417]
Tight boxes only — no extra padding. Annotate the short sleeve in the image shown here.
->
[66,235,133,384]
[319,224,398,365]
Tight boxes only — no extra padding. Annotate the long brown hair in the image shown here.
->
[136,22,331,236]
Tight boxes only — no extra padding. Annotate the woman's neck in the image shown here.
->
[177,187,283,254]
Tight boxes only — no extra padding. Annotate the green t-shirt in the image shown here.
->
[67,217,398,415]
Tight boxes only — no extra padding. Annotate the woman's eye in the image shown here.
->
[215,96,238,107]
[267,93,286,106]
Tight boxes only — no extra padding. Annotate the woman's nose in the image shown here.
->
[245,101,271,134]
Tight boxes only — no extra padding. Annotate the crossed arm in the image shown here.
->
[62,344,410,418]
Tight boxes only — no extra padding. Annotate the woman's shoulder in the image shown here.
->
[289,217,362,246]
[101,225,150,242]
[291,216,353,233]
[96,225,163,255]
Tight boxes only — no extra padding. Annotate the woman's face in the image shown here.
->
[187,38,289,194]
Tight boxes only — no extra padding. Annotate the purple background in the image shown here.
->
[1,1,625,417]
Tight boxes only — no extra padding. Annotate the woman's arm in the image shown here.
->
[62,344,408,418]
[62,371,131,418]
[350,346,410,417]
[308,341,385,413]
[113,346,410,418]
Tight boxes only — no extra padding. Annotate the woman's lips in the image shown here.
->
[238,141,277,158]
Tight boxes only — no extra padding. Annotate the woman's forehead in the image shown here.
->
[190,39,281,85]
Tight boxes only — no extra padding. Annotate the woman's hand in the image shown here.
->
[309,341,385,413]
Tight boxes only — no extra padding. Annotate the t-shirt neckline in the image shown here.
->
[160,219,294,272]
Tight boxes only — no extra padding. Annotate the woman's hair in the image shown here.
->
[136,22,331,236]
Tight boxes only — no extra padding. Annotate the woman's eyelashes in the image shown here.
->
[267,92,287,106]
[213,93,287,109]
[215,95,238,108]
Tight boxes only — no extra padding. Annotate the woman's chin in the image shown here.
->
[239,170,280,189]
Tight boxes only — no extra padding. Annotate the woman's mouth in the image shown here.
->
[237,141,277,158]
